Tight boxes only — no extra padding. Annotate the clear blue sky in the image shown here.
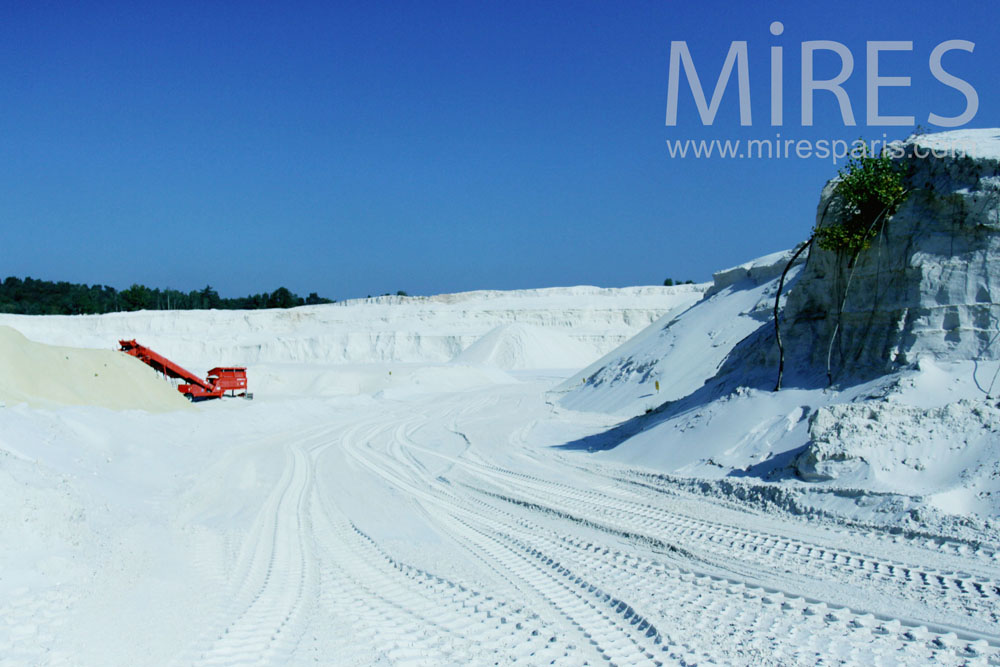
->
[1,1,996,299]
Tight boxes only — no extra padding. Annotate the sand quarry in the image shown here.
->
[0,280,998,665]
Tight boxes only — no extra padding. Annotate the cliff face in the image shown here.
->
[779,129,1000,383]
[0,286,701,368]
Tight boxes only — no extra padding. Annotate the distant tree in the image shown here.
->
[0,276,332,314]
[663,278,674,286]
[396,290,408,297]
[120,284,153,311]
[266,287,302,309]
[200,285,222,309]
[305,292,333,305]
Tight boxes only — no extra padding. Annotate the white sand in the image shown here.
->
[0,272,998,664]
[0,286,702,369]
[452,322,598,369]
[0,326,189,411]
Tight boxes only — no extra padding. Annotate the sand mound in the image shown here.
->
[0,327,189,411]
[452,323,597,370]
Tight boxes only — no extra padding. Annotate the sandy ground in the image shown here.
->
[1,371,998,665]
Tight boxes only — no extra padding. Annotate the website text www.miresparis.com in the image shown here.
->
[662,19,982,165]
[665,135,983,164]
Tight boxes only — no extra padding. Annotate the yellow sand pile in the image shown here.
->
[0,326,190,411]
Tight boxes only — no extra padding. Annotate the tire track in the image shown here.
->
[448,454,1000,635]
[428,461,999,666]
[166,380,1000,665]
[367,396,1000,660]
[179,443,317,666]
[303,434,581,664]
[329,410,677,664]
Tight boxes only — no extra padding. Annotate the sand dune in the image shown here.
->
[0,326,189,411]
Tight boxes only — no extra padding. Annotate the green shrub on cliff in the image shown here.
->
[814,146,906,256]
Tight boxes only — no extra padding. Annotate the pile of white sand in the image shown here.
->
[0,327,189,411]
[452,323,597,370]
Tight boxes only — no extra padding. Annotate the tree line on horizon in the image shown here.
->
[0,276,335,315]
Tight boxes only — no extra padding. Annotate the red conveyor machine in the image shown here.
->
[119,339,251,401]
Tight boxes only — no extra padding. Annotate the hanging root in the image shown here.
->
[773,239,813,392]
[824,191,910,386]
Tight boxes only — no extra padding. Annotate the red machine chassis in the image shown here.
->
[119,339,249,401]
